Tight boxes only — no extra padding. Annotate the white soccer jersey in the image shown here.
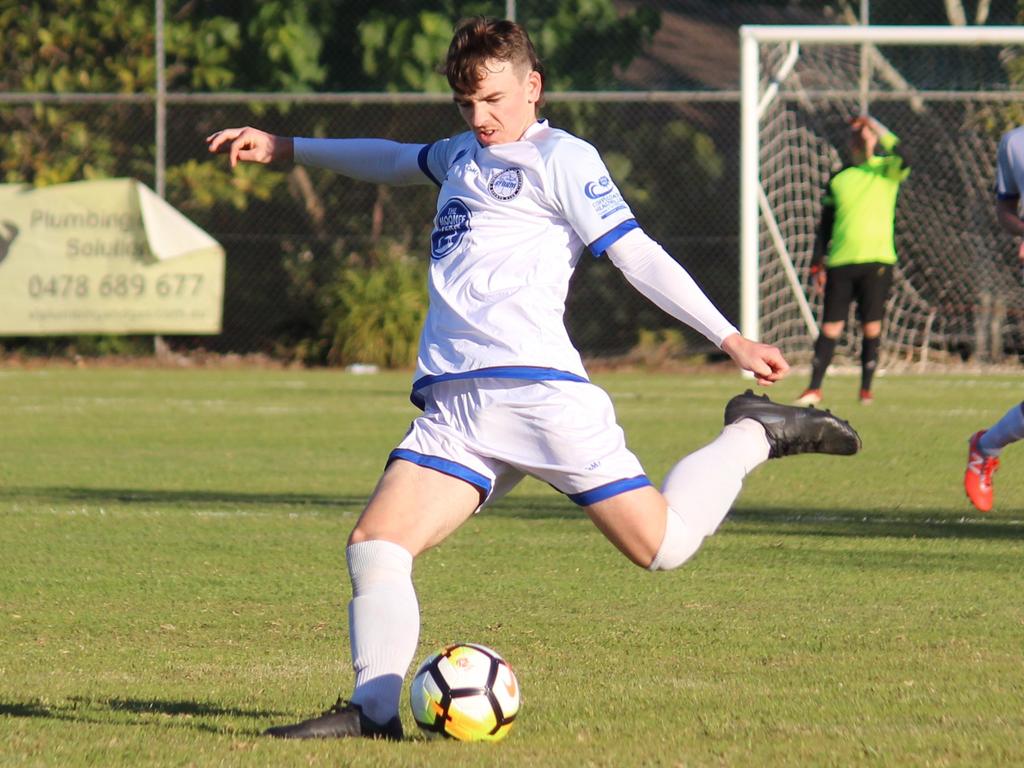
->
[995,126,1024,201]
[411,120,637,407]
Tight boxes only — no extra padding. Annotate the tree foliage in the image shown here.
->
[0,0,669,360]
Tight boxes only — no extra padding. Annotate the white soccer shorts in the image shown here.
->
[389,378,651,507]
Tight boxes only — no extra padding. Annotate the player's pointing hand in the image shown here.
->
[720,333,790,386]
[205,126,294,168]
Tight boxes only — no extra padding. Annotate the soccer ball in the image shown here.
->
[409,643,520,742]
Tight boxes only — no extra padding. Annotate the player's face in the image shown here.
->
[454,60,542,147]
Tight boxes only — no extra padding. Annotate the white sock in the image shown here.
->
[979,402,1024,457]
[650,419,770,570]
[346,540,419,725]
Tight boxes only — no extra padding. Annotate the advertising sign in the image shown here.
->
[0,179,224,334]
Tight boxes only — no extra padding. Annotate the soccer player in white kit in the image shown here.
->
[964,125,1024,513]
[207,17,861,740]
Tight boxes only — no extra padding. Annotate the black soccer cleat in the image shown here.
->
[264,698,403,741]
[724,389,861,459]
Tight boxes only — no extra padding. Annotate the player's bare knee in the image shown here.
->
[821,322,844,339]
[347,525,371,547]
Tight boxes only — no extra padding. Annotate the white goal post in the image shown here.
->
[740,25,1024,368]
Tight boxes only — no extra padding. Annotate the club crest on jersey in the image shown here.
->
[488,167,524,201]
[431,198,471,259]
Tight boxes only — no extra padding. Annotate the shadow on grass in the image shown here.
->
[0,696,277,736]
[491,497,1024,537]
[488,499,1024,541]
[101,697,281,719]
[6,486,1022,542]
[0,486,367,509]
[726,507,1024,541]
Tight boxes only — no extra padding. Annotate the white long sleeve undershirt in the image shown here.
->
[605,228,739,348]
[293,137,429,186]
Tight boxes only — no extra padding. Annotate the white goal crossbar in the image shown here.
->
[739,25,1024,347]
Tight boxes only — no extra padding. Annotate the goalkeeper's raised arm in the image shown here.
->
[861,115,911,172]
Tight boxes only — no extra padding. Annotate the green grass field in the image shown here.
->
[2,367,1022,767]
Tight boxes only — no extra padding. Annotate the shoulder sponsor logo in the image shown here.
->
[583,176,627,219]
[487,167,524,201]
[584,176,614,199]
[430,198,471,259]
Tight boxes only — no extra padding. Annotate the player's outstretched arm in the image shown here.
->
[605,228,738,345]
[605,228,788,385]
[207,126,429,186]
[206,126,293,168]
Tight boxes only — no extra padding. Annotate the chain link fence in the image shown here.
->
[1,93,745,362]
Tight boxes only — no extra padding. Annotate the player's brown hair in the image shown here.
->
[445,17,544,101]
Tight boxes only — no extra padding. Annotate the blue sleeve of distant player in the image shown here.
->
[995,132,1022,200]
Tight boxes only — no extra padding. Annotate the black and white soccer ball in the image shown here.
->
[409,643,520,741]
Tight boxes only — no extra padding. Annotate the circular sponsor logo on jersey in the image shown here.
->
[488,167,524,201]
[431,198,471,259]
[584,176,614,199]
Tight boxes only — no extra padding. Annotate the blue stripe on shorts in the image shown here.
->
[567,475,652,506]
[388,448,492,495]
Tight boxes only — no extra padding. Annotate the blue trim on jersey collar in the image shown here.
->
[410,366,590,409]
[589,219,639,257]
[418,144,441,187]
[996,191,1021,201]
[568,475,652,506]
[388,448,492,495]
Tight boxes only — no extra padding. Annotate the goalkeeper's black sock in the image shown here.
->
[809,334,838,390]
[861,336,881,391]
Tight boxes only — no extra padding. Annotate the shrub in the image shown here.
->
[322,243,427,368]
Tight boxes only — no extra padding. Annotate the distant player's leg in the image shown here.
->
[587,394,860,571]
[965,401,1024,512]
[798,266,853,405]
[264,460,482,739]
[977,402,1024,457]
[857,264,892,404]
[859,331,880,403]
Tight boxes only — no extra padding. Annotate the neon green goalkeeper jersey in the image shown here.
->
[822,132,909,268]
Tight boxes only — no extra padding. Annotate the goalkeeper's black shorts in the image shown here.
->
[822,262,893,324]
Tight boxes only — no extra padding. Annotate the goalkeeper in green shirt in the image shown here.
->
[796,115,910,406]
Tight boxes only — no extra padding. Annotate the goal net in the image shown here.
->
[740,25,1024,370]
